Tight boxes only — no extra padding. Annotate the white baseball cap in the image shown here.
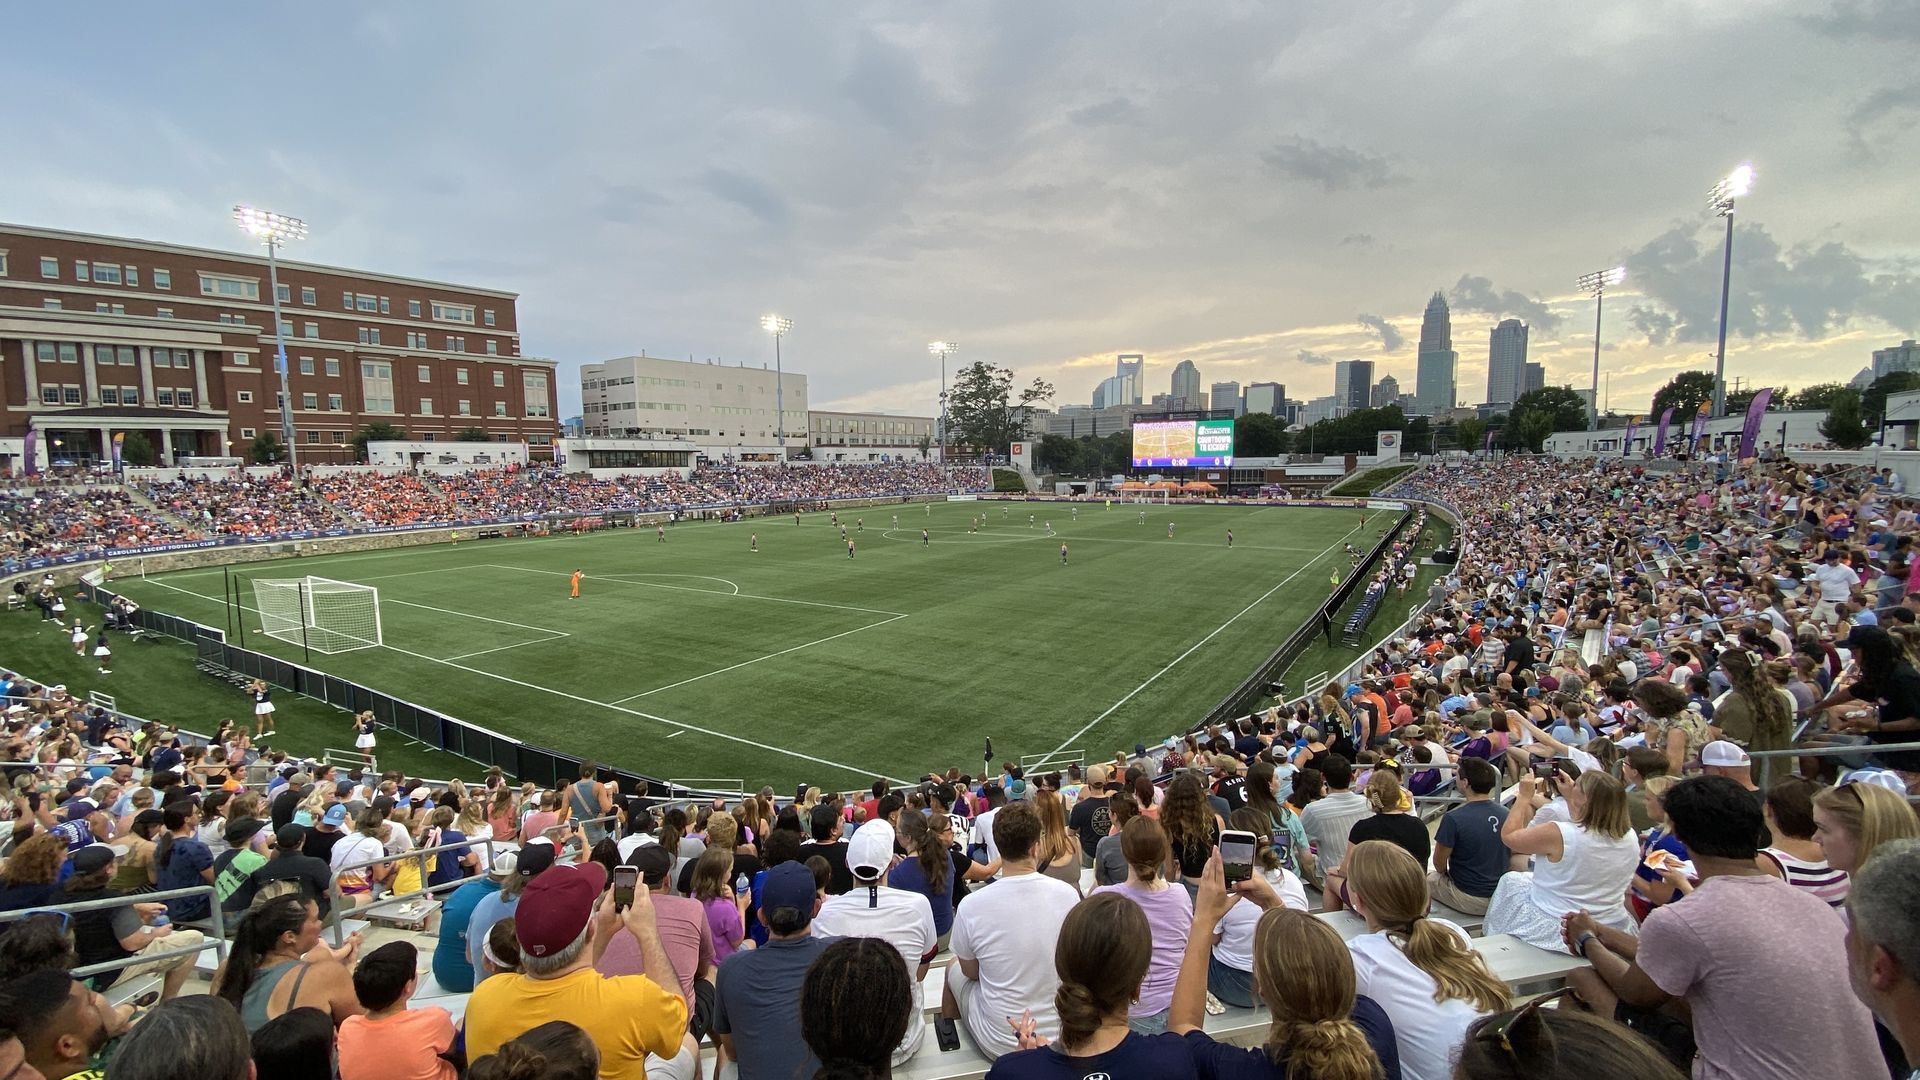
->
[848,819,896,880]
[1700,741,1750,768]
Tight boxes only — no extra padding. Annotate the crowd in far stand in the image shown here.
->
[0,488,193,565]
[1,454,1919,1080]
[142,474,343,539]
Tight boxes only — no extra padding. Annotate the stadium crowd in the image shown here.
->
[141,474,344,539]
[0,487,193,566]
[0,453,1917,1079]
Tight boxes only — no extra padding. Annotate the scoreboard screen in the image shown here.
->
[1131,418,1235,467]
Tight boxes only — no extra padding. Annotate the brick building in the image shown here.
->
[0,223,557,468]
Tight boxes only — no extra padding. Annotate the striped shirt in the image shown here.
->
[1762,847,1850,908]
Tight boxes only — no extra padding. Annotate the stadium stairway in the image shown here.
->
[121,485,196,535]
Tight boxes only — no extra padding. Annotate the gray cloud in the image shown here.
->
[1297,349,1336,366]
[1339,233,1375,247]
[1448,274,1564,333]
[1848,81,1920,149]
[1800,0,1920,42]
[1067,97,1142,127]
[1622,219,1920,343]
[1355,314,1404,352]
[699,169,790,228]
[1261,137,1404,192]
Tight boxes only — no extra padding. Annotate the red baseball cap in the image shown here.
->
[514,861,608,957]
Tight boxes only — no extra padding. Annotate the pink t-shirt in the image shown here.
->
[596,892,714,1002]
[1636,874,1882,1080]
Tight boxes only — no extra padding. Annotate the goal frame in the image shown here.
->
[251,576,383,654]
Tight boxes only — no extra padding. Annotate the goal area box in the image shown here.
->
[252,576,382,654]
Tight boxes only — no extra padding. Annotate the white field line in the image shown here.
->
[441,637,569,662]
[381,598,569,637]
[609,613,910,705]
[141,571,912,785]
[486,565,907,617]
[597,573,741,595]
[1047,513,1385,755]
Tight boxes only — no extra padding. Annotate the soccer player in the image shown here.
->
[657,525,666,542]
[847,538,856,559]
[1226,528,1234,548]
[570,569,583,599]
[750,532,758,552]
[1071,506,1078,520]
[794,511,802,526]
[1105,498,1111,511]
[1028,514,1035,529]
[892,513,899,529]
[921,529,930,545]
[856,517,863,532]
[1060,542,1069,565]
[926,503,931,516]
[1167,521,1175,538]
[1138,509,1146,524]
[1002,506,1009,518]
[831,511,839,527]
[1044,522,1053,536]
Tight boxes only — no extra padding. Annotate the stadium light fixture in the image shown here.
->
[234,204,307,467]
[1706,164,1753,417]
[928,342,958,461]
[762,315,793,453]
[1576,266,1627,431]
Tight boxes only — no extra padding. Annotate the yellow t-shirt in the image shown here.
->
[465,966,685,1079]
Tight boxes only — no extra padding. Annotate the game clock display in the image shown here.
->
[1131,418,1236,467]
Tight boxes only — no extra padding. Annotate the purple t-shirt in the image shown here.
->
[703,895,746,964]
[1090,881,1193,1016]
[1636,874,1882,1080]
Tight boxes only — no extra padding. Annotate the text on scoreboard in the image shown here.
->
[1130,418,1236,467]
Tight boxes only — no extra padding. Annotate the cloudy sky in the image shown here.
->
[11,1,1918,421]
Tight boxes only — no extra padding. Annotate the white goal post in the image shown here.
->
[1122,489,1171,505]
[251,576,383,654]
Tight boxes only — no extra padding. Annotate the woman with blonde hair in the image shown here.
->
[1032,789,1082,890]
[1343,840,1508,1080]
[1172,850,1395,1079]
[1485,768,1640,951]
[1813,776,1920,880]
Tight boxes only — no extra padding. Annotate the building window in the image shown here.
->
[276,284,290,303]
[116,346,135,366]
[279,319,293,337]
[331,430,346,443]
[40,386,59,404]
[379,297,390,315]
[176,352,193,369]
[299,358,315,376]
[156,307,172,319]
[305,430,320,444]
[199,272,260,300]
[357,328,371,344]
[301,393,318,410]
[492,371,505,387]
[237,390,254,404]
[92,264,121,284]
[483,309,496,327]
[325,358,341,376]
[455,369,469,385]
[93,345,113,366]
[495,433,509,442]
[63,387,81,404]
[303,322,318,339]
[408,299,422,318]
[485,340,498,355]
[524,371,550,417]
[368,328,380,345]
[457,400,471,416]
[42,299,60,310]
[419,398,434,414]
[343,292,354,310]
[75,260,88,281]
[176,390,193,408]
[58,344,77,363]
[355,294,379,313]
[301,286,315,305]
[124,267,138,287]
[361,361,394,413]
[240,427,255,439]
[233,352,249,365]
[34,343,54,363]
[417,365,431,382]
[446,336,465,352]
[430,301,475,324]
[101,388,121,406]
[422,432,436,442]
[158,389,175,406]
[493,400,507,417]
[327,393,343,411]
[153,268,171,289]
[40,256,57,279]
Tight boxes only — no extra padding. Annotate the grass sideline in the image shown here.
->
[1326,464,1417,496]
[93,501,1404,789]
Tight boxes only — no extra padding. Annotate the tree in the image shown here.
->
[1725,387,1775,415]
[915,433,932,461]
[1863,372,1920,425]
[1454,417,1487,454]
[115,431,156,467]
[250,431,284,464]
[945,361,1053,457]
[1233,412,1287,457]
[455,427,491,442]
[351,422,408,463]
[1508,409,1556,453]
[1649,370,1716,418]
[1509,386,1589,432]
[1036,433,1081,474]
[1789,383,1850,411]
[1820,388,1873,449]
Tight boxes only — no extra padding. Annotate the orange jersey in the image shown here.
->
[569,572,583,594]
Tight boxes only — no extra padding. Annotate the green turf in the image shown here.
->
[94,501,1401,790]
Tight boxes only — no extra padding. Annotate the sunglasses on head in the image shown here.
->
[1475,987,1579,1064]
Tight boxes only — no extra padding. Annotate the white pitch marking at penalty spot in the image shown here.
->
[607,612,910,706]
[1047,513,1382,756]
[485,565,907,617]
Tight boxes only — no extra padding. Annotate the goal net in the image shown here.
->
[1123,489,1171,504]
[251,576,382,654]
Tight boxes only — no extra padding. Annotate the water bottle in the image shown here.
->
[151,912,169,929]
[734,874,749,895]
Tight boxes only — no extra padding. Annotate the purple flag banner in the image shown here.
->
[1689,403,1709,451]
[1622,417,1640,458]
[21,430,36,477]
[1652,407,1674,456]
[1484,428,1494,453]
[111,432,124,472]
[1738,387,1774,459]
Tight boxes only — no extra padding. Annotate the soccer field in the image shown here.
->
[112,500,1394,790]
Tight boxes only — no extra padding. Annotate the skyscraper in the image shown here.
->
[1485,319,1529,406]
[1170,360,1202,408]
[1245,382,1285,416]
[1116,354,1145,405]
[1522,362,1544,398]
[1210,382,1242,415]
[1092,372,1135,410]
[1333,360,1375,412]
[1415,291,1457,413]
[1372,374,1401,408]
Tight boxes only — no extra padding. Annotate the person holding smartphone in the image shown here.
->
[1483,768,1639,952]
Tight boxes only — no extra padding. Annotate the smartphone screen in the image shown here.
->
[1220,830,1258,884]
[613,865,638,911]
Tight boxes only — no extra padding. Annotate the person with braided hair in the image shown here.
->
[987,891,1197,1079]
[801,937,913,1080]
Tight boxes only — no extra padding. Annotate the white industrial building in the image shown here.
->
[580,353,807,458]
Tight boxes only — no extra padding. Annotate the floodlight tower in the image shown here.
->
[234,205,308,466]
[928,341,957,461]
[1576,266,1627,430]
[1708,164,1754,417]
[761,314,792,454]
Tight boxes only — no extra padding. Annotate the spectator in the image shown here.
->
[1159,772,1223,893]
[986,892,1198,1079]
[944,801,1083,1059]
[152,804,213,922]
[1757,776,1849,906]
[0,834,67,912]
[1065,764,1112,869]
[1087,817,1193,1032]
[1030,790,1082,890]
[0,913,77,983]
[797,805,853,896]
[212,894,360,1032]
[1564,776,1883,1080]
[889,811,978,950]
[1428,756,1511,917]
[50,844,202,1001]
[1243,759,1316,885]
[688,848,748,964]
[1453,1005,1686,1079]
[1298,755,1369,878]
[327,810,390,910]
[1485,769,1638,951]
[467,1021,599,1080]
[713,862,828,1080]
[596,845,715,1045]
[801,937,914,1080]
[467,839,556,983]
[465,861,692,1080]
[1091,791,1137,888]
[435,847,509,994]
[0,969,127,1080]
[246,825,334,918]
[210,817,270,913]
[1625,777,1690,919]
[303,804,349,864]
[1205,808,1311,1008]
[1343,840,1509,1080]
[1846,838,1920,1074]
[1325,768,1427,912]
[1173,849,1399,1079]
[251,1007,336,1080]
[1813,775,1920,879]
[813,819,936,1067]
[336,941,458,1080]
[103,996,252,1080]
[676,813,761,899]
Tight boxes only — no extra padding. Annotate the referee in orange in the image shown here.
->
[570,569,584,599]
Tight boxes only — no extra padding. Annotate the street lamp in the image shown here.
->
[1707,163,1753,418]
[1576,266,1626,430]
[928,341,957,462]
[760,315,792,456]
[234,205,308,466]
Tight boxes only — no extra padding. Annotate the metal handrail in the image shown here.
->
[322,834,505,947]
[0,884,228,980]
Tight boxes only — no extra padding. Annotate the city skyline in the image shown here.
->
[7,4,1915,423]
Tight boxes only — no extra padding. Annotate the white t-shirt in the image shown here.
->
[969,807,1003,869]
[814,883,937,1066]
[330,833,386,889]
[615,833,657,863]
[1348,921,1489,1080]
[1809,563,1858,603]
[1211,867,1309,971]
[949,871,1082,1058]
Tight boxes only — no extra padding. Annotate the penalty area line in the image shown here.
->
[608,613,910,705]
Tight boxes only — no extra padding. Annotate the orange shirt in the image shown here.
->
[337,1007,457,1080]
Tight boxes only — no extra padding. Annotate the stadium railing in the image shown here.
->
[322,834,512,947]
[0,885,228,981]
